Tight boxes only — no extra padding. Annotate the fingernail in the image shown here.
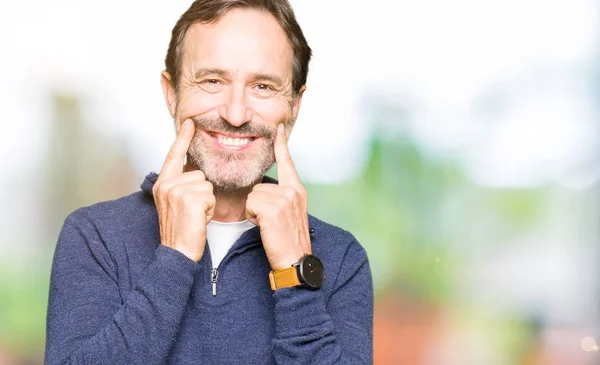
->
[278,123,284,134]
[183,119,192,130]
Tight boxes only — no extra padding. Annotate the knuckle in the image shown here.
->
[202,181,213,193]
[283,187,296,200]
[252,183,265,192]
[180,190,192,202]
[181,194,200,212]
[195,191,214,203]
[276,196,289,210]
[191,170,206,180]
[274,205,287,219]
[204,195,216,211]
[190,192,212,212]
[156,181,171,197]
[167,185,183,201]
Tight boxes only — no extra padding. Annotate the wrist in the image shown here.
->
[270,252,304,271]
[166,245,203,263]
[269,254,325,291]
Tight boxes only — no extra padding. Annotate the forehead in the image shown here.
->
[182,8,293,78]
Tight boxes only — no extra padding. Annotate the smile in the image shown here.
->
[205,131,258,150]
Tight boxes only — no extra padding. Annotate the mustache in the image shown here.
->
[190,116,276,139]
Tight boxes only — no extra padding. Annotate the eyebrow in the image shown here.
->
[248,73,284,87]
[193,68,228,80]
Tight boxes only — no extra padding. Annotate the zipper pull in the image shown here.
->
[211,268,219,296]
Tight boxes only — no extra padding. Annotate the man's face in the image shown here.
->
[162,8,303,192]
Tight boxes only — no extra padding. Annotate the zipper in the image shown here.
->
[211,268,219,296]
[208,240,262,297]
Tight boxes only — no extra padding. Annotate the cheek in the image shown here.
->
[176,89,223,121]
[252,98,292,126]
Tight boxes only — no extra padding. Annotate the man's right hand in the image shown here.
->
[152,119,215,262]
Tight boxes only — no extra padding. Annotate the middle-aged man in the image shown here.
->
[45,0,373,364]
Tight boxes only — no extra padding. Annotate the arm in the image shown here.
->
[271,241,374,364]
[45,211,198,365]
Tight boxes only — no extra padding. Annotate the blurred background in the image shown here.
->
[0,0,599,364]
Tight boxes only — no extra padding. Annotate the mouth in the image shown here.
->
[203,130,260,150]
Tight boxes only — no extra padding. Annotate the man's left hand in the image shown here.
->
[246,123,311,271]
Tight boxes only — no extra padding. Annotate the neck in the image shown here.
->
[182,162,261,222]
[211,184,254,222]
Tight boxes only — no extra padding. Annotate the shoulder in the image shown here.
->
[307,214,368,263]
[56,189,159,276]
[65,171,159,229]
[58,189,158,265]
[66,190,156,231]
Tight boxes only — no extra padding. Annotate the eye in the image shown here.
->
[199,79,224,93]
[252,83,275,97]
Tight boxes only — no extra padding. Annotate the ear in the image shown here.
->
[291,85,306,121]
[160,70,177,118]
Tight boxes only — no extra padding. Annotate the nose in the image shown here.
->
[218,84,254,127]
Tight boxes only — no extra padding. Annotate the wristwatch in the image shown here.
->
[269,254,325,291]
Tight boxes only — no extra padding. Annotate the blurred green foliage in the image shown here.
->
[304,137,464,303]
[0,249,52,361]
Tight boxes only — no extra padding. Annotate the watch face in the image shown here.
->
[299,255,325,289]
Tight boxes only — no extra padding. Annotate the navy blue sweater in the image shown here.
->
[45,173,373,364]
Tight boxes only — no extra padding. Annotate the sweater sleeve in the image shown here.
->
[271,240,374,364]
[44,211,198,365]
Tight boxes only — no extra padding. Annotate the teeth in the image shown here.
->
[217,136,250,147]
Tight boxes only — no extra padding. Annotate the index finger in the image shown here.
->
[274,123,301,188]
[159,119,195,181]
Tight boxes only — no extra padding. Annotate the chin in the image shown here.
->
[191,155,274,192]
[188,132,275,192]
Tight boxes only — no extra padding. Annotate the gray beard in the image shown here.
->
[186,116,280,192]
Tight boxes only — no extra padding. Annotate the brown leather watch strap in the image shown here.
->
[269,267,301,291]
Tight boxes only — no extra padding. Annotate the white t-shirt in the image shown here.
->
[206,220,255,269]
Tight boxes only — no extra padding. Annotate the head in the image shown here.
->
[160,0,311,192]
